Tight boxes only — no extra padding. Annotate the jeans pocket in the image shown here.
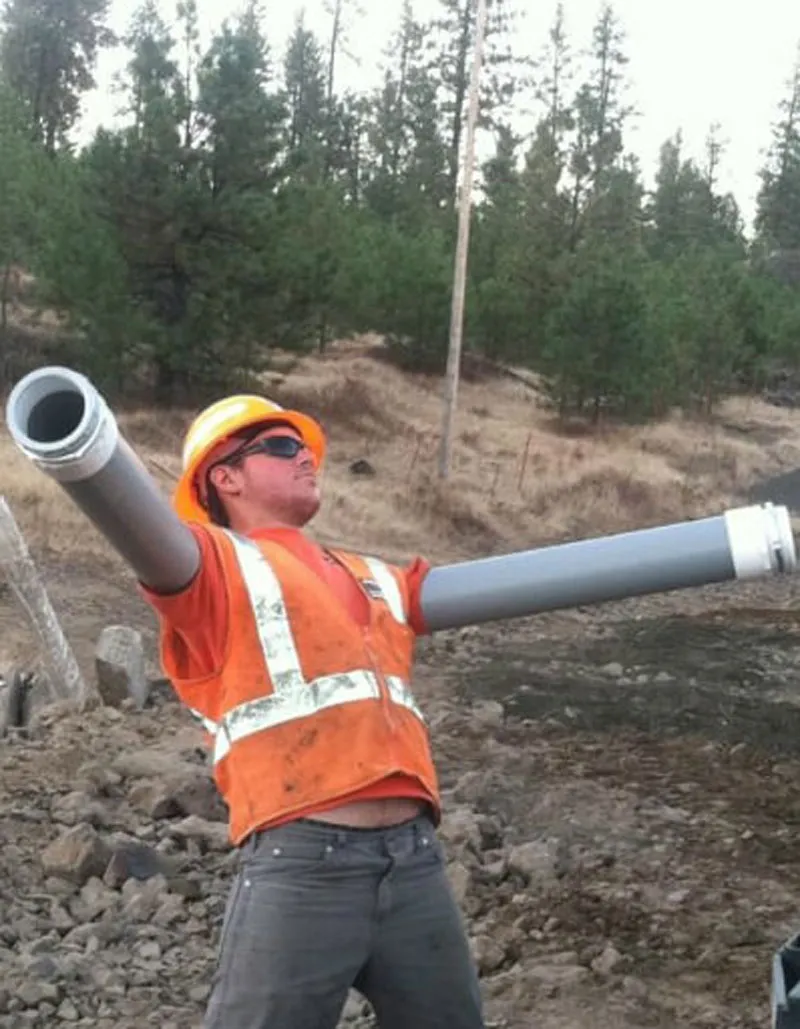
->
[243,823,338,878]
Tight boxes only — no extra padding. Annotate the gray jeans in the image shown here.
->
[204,813,485,1029]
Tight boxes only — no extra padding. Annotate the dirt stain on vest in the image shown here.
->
[298,728,319,748]
[282,728,317,782]
[283,745,320,795]
[285,727,320,771]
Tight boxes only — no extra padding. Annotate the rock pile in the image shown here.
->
[0,681,636,1029]
[1,617,792,1029]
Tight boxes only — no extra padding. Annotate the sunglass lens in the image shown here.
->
[263,436,304,458]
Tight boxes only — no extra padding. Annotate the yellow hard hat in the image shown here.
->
[173,393,326,524]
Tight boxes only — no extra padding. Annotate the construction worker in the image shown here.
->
[138,394,486,1029]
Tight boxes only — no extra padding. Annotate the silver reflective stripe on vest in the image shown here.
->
[208,534,421,765]
[189,708,218,735]
[364,557,407,624]
[386,676,424,720]
[215,669,382,762]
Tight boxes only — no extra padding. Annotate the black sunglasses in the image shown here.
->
[229,434,309,463]
[202,431,310,505]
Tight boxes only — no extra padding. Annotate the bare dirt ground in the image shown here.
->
[424,580,800,1029]
[4,340,800,1027]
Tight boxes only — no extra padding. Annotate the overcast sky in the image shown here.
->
[80,0,800,232]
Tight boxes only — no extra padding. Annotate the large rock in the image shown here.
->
[103,841,175,888]
[70,877,119,921]
[470,933,507,975]
[112,749,204,781]
[439,806,482,852]
[507,839,559,884]
[447,860,472,905]
[51,790,111,828]
[591,942,624,976]
[41,824,113,886]
[526,959,590,994]
[128,774,227,823]
[168,815,230,853]
[95,626,149,709]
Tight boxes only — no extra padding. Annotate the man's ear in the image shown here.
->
[209,463,239,498]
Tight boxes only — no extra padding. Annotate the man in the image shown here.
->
[139,393,486,1029]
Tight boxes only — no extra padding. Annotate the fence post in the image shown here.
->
[0,496,88,707]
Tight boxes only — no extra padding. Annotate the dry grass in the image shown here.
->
[3,338,800,568]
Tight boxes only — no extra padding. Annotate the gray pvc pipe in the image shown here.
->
[5,366,200,594]
[420,503,797,631]
[5,366,797,624]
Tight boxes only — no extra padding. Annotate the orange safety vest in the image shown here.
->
[160,527,441,845]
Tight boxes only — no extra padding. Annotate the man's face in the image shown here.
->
[205,423,321,527]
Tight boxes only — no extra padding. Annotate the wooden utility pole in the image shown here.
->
[437,0,489,480]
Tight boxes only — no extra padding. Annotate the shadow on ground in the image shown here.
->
[461,614,800,755]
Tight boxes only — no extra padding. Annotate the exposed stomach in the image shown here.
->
[307,795,428,828]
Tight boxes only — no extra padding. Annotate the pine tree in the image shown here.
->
[756,44,800,253]
[0,0,114,152]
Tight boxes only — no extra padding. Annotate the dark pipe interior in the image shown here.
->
[26,390,85,443]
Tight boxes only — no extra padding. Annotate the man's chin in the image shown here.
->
[296,494,322,525]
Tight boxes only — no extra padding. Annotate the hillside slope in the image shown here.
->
[5,337,800,568]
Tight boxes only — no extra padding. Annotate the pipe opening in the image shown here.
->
[6,368,94,455]
[6,366,121,481]
[26,390,85,444]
